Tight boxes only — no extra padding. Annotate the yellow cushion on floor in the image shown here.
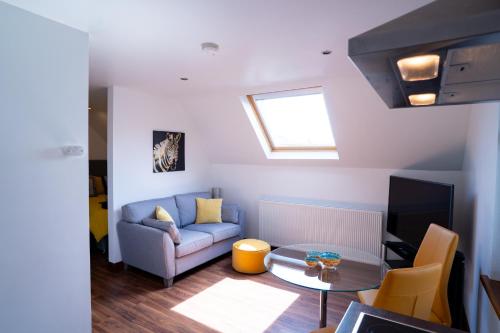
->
[357,288,378,305]
[232,239,270,274]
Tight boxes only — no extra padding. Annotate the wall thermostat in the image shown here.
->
[62,145,85,156]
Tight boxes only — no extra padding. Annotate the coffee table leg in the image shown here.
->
[320,290,327,328]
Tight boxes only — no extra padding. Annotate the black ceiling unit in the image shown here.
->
[348,0,500,108]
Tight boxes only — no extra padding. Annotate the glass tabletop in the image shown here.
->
[264,244,385,292]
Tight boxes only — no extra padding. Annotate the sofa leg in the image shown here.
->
[123,263,128,271]
[163,278,173,288]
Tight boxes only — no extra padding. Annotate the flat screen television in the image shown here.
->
[387,176,454,249]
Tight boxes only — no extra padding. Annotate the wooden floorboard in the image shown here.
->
[91,253,358,332]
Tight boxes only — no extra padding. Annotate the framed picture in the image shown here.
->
[152,131,185,173]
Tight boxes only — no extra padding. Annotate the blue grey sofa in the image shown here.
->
[117,191,245,287]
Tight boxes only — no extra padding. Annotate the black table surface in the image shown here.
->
[337,302,467,333]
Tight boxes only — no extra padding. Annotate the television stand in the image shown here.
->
[384,241,417,262]
[385,259,412,269]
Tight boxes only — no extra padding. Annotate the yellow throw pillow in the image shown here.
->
[195,198,223,224]
[156,206,174,223]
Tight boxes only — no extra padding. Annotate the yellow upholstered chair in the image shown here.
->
[314,263,442,333]
[413,224,459,326]
[358,224,459,326]
[358,263,442,320]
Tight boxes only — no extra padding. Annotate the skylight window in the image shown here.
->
[244,87,338,159]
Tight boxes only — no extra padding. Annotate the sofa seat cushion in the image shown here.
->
[175,229,213,258]
[184,223,241,243]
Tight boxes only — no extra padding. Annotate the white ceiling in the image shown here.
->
[90,0,435,96]
[1,0,89,31]
[3,0,433,96]
[4,0,474,170]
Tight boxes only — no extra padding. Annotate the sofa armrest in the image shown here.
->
[237,208,246,238]
[117,221,175,279]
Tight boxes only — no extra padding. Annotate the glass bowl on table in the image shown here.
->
[306,250,322,259]
[304,255,320,267]
[319,252,342,269]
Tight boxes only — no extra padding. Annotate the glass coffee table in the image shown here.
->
[264,244,385,328]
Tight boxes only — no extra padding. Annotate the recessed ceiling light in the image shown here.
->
[180,77,189,81]
[201,42,219,55]
[408,93,436,106]
[322,50,332,55]
[397,54,440,81]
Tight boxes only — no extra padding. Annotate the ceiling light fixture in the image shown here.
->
[397,54,440,81]
[201,42,219,55]
[408,93,436,106]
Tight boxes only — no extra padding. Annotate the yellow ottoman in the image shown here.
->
[232,239,271,274]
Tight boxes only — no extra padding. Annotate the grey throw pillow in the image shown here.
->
[142,218,182,244]
[221,204,239,223]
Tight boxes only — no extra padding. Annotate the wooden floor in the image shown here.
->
[91,253,358,333]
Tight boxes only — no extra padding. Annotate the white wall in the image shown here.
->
[209,164,466,246]
[0,3,91,333]
[108,86,211,263]
[462,102,500,333]
[494,127,500,279]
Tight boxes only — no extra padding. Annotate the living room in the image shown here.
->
[1,1,500,333]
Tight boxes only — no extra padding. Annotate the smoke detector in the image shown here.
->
[201,42,219,55]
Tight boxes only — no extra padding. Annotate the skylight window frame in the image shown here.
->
[246,87,337,153]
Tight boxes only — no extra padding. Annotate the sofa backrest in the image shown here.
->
[122,196,181,227]
[174,192,211,227]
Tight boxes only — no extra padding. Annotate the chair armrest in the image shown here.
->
[237,208,246,238]
[117,221,175,279]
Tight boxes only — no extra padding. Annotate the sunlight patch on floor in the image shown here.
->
[172,277,300,333]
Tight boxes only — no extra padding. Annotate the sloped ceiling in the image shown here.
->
[4,0,472,170]
[180,75,470,170]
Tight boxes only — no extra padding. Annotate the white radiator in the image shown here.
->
[259,200,384,258]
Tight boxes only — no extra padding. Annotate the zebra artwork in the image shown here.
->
[152,131,185,173]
